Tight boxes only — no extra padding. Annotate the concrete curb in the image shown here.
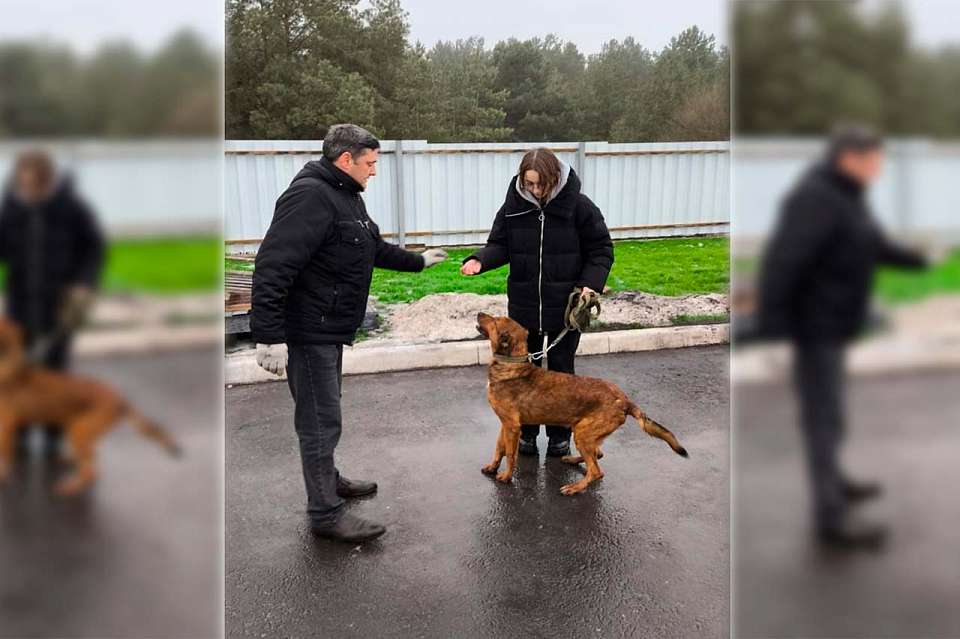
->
[733,331,960,383]
[76,325,221,357]
[224,323,730,386]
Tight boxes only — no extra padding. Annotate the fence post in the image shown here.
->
[392,139,407,248]
[893,139,913,237]
[577,141,587,182]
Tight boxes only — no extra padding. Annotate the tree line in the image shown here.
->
[735,1,960,136]
[225,0,729,142]
[0,31,218,137]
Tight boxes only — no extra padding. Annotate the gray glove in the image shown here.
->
[421,248,448,269]
[255,343,288,376]
[60,285,95,331]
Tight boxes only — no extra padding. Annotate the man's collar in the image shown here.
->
[320,157,364,193]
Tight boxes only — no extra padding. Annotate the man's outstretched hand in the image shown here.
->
[460,259,482,276]
[421,248,448,269]
[256,343,288,376]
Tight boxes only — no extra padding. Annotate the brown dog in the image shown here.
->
[0,318,181,495]
[476,313,687,495]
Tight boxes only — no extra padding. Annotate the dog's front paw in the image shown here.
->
[494,471,513,484]
[481,463,499,476]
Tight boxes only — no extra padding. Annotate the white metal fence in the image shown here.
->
[734,138,960,244]
[0,140,222,236]
[224,140,730,252]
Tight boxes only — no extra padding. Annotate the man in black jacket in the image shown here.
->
[251,124,447,543]
[758,126,927,550]
[0,150,104,457]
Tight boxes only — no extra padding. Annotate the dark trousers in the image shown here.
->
[287,343,345,527]
[792,341,847,531]
[521,329,582,443]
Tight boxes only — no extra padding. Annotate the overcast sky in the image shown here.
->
[0,0,224,53]
[0,0,957,56]
[399,0,725,54]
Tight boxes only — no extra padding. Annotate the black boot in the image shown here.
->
[817,520,888,551]
[336,475,377,498]
[518,435,538,456]
[312,513,386,543]
[841,477,883,503]
[546,438,570,457]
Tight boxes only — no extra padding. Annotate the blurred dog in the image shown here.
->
[476,313,687,495]
[0,318,180,495]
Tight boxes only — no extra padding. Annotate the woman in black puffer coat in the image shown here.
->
[461,147,614,457]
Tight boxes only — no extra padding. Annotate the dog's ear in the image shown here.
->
[497,332,511,353]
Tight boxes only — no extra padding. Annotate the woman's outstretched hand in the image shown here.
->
[460,259,482,276]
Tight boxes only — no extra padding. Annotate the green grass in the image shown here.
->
[671,313,730,325]
[103,237,221,293]
[1,236,222,294]
[875,249,960,304]
[603,237,729,296]
[732,250,960,305]
[224,237,730,305]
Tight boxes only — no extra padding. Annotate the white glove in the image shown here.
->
[255,343,288,376]
[421,248,448,269]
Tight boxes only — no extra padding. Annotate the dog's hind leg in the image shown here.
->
[561,419,615,495]
[0,414,17,483]
[561,450,604,466]
[481,425,508,477]
[55,414,107,496]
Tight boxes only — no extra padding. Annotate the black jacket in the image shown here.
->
[759,162,926,342]
[0,178,104,335]
[467,168,614,333]
[251,158,424,345]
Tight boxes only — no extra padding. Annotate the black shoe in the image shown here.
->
[336,475,377,498]
[312,513,386,543]
[546,439,571,457]
[817,521,888,551]
[518,436,538,456]
[842,478,883,503]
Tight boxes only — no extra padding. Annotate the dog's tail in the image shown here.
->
[627,402,688,458]
[122,404,182,457]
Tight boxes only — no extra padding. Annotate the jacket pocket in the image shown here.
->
[337,220,369,254]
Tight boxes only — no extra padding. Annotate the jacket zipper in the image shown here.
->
[505,205,546,334]
[537,208,545,335]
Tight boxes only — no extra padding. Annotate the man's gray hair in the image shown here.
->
[322,124,380,162]
[827,122,883,160]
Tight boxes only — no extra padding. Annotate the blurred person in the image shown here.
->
[251,124,448,543]
[757,125,927,550]
[0,149,104,458]
[461,147,614,458]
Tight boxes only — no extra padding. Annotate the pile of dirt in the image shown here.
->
[595,291,729,329]
[381,293,507,342]
[374,291,728,343]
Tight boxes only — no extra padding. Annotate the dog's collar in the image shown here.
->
[491,353,531,364]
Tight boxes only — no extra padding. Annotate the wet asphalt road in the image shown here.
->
[226,346,729,639]
[735,368,960,638]
[0,349,221,639]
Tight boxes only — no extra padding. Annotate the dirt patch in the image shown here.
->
[373,291,728,343]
